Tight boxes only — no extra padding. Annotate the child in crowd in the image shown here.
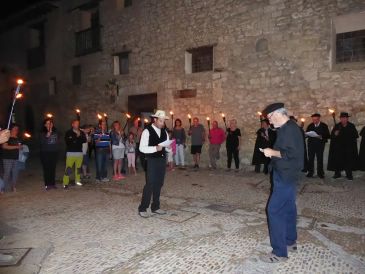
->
[167,130,176,171]
[126,132,137,175]
[111,121,126,180]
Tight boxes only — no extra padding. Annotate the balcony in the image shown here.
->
[27,47,45,69]
[75,26,101,56]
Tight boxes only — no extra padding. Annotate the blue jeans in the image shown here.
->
[267,171,297,257]
[0,178,4,192]
[95,148,108,180]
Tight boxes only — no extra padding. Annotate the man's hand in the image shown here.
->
[156,145,163,151]
[0,130,10,144]
[262,148,281,158]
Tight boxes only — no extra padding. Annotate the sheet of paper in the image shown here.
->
[305,131,320,138]
[158,140,173,147]
[259,148,264,152]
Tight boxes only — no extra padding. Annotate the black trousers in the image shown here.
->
[40,151,58,186]
[227,146,239,169]
[138,157,166,212]
[308,143,325,175]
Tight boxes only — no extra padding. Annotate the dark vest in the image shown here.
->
[146,125,167,158]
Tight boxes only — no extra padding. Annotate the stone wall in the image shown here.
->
[1,0,364,166]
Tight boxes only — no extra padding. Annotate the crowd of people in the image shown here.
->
[0,108,365,194]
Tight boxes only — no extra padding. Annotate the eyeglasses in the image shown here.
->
[267,112,274,119]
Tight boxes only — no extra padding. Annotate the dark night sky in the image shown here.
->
[0,0,41,19]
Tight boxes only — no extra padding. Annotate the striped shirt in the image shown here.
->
[93,130,111,148]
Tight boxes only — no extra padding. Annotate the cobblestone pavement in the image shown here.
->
[0,159,364,274]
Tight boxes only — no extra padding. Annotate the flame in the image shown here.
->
[328,108,335,114]
[137,117,141,121]
[221,113,225,118]
[103,113,108,117]
[24,133,31,138]
[144,118,149,123]
[16,93,23,99]
[188,114,191,119]
[97,114,102,120]
[75,109,80,113]
[300,118,305,122]
[46,113,53,118]
[257,111,262,116]
[126,113,131,119]
[17,79,24,85]
[170,111,174,115]
[206,117,210,121]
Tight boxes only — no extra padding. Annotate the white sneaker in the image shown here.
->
[76,181,83,186]
[101,178,110,183]
[139,211,151,218]
[152,209,167,215]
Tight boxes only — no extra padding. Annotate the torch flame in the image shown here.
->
[75,109,80,113]
[144,118,149,123]
[126,113,131,119]
[300,118,305,122]
[221,113,225,118]
[46,113,53,118]
[206,117,210,121]
[137,117,141,121]
[103,113,108,117]
[17,79,24,85]
[170,111,174,115]
[257,111,262,116]
[24,133,31,138]
[16,93,23,99]
[97,114,102,120]
[328,108,335,114]
[188,114,191,119]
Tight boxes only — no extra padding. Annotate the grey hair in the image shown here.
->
[273,108,289,117]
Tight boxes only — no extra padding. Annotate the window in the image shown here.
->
[72,65,81,85]
[124,0,132,8]
[27,22,45,69]
[332,12,365,69]
[336,30,365,63]
[185,46,213,74]
[113,52,129,75]
[49,77,57,95]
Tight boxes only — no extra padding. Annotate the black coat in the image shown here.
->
[327,122,359,171]
[359,126,365,171]
[252,127,276,165]
[306,122,330,147]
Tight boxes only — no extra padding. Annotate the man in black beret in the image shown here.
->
[305,113,330,178]
[259,103,304,263]
[327,112,358,180]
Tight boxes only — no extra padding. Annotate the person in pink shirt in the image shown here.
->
[208,121,226,169]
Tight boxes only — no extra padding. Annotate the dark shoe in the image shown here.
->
[318,174,325,179]
[333,174,341,179]
[346,176,353,181]
[306,173,313,178]
[63,185,69,190]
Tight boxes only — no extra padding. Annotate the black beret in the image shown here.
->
[340,112,350,118]
[311,113,321,117]
[262,102,284,117]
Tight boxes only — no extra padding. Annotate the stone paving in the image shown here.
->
[0,159,364,274]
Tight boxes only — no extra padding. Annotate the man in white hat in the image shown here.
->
[138,110,171,218]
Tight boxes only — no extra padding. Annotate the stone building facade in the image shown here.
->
[0,0,365,166]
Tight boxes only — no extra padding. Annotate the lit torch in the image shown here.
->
[221,113,227,129]
[103,113,108,130]
[329,108,336,125]
[123,113,131,131]
[206,117,210,130]
[170,111,174,129]
[75,109,81,121]
[97,114,102,125]
[188,114,192,128]
[257,111,263,123]
[300,118,305,128]
[46,113,53,119]
[24,132,31,138]
[7,79,24,129]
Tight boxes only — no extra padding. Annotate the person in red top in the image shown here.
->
[208,121,226,169]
